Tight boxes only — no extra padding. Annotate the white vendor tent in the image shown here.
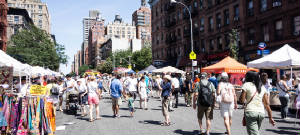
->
[152,66,185,74]
[0,49,31,76]
[247,44,300,69]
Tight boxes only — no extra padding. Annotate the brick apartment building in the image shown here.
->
[87,19,105,68]
[132,0,152,44]
[149,0,300,71]
[0,0,8,52]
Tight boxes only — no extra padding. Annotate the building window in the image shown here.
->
[260,0,267,12]
[38,5,42,9]
[194,1,198,8]
[293,16,300,35]
[275,20,283,40]
[234,5,239,21]
[216,13,221,29]
[199,0,203,9]
[208,0,213,8]
[14,16,19,23]
[215,0,221,5]
[200,18,204,32]
[209,17,214,31]
[273,0,282,7]
[217,37,222,50]
[14,27,18,34]
[224,9,229,25]
[247,27,255,45]
[262,24,269,42]
[225,34,230,48]
[177,11,181,20]
[209,39,214,51]
[201,39,205,52]
[247,0,254,16]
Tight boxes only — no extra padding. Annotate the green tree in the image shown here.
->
[229,29,239,60]
[68,72,76,77]
[131,45,152,71]
[97,57,113,73]
[6,25,68,70]
[78,64,90,76]
[112,50,132,68]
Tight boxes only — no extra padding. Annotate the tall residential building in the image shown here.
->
[149,0,300,71]
[88,19,105,67]
[0,0,8,51]
[83,10,100,43]
[132,0,152,43]
[74,50,81,75]
[7,0,51,33]
[82,10,101,65]
[106,15,136,39]
[7,8,34,40]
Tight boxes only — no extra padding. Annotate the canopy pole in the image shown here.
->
[291,67,293,80]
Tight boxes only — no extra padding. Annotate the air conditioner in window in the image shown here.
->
[218,24,221,28]
[200,27,204,31]
[234,17,239,21]
[248,40,254,45]
[294,31,300,36]
[272,2,281,7]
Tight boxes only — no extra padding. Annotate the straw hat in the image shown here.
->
[221,72,228,78]
[163,75,172,81]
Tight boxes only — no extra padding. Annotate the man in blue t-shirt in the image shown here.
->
[110,74,124,117]
[208,73,218,89]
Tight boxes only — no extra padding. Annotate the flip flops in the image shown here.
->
[160,122,171,126]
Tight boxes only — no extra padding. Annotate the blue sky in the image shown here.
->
[45,0,144,74]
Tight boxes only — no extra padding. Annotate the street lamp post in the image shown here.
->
[170,0,194,78]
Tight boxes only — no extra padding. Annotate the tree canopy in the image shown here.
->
[97,44,152,73]
[6,25,68,70]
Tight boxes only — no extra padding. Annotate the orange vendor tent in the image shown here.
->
[201,56,258,74]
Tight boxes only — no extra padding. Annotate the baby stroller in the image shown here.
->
[67,92,79,115]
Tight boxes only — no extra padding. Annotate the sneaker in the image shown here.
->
[205,132,210,135]
[198,129,204,135]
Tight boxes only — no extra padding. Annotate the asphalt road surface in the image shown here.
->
[55,94,300,135]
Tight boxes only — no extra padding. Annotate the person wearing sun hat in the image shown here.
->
[160,75,172,126]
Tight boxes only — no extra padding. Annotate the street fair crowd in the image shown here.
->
[0,44,299,135]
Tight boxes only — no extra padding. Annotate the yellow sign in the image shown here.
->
[128,65,132,69]
[189,51,196,60]
[30,85,47,95]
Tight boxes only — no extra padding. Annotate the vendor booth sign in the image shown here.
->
[30,85,47,95]
[0,66,13,90]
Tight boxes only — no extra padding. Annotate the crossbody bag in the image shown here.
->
[242,91,257,126]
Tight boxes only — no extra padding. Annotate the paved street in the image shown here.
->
[56,95,300,135]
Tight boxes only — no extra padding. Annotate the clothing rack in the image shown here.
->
[0,94,56,135]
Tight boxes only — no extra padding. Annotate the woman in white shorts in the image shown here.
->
[216,72,237,135]
[138,76,148,110]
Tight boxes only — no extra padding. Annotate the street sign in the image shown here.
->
[257,49,270,55]
[128,65,132,69]
[192,61,197,66]
[189,51,196,60]
[258,42,267,50]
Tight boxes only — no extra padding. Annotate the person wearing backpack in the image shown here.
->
[216,72,237,135]
[193,72,216,135]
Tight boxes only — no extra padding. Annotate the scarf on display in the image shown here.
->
[0,96,55,135]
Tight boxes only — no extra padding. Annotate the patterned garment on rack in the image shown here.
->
[16,98,28,135]
[0,101,8,127]
[46,101,55,134]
